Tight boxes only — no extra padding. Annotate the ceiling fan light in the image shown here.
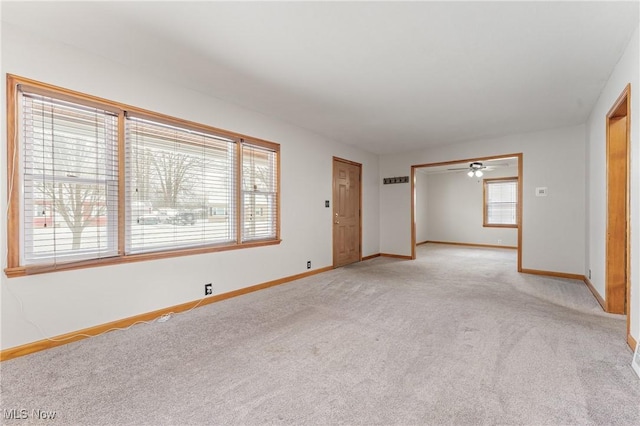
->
[475,170,483,177]
[467,170,475,177]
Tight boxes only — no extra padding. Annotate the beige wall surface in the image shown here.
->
[0,24,380,350]
[586,25,639,342]
[419,166,518,247]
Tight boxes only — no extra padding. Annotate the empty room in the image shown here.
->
[1,2,639,425]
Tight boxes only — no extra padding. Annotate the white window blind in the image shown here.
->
[125,116,236,254]
[485,179,517,225]
[242,144,278,242]
[20,90,119,265]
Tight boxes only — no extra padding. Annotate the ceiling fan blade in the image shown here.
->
[447,167,470,171]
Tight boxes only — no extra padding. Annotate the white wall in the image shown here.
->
[586,25,639,343]
[415,172,429,243]
[3,18,637,353]
[0,24,380,350]
[420,166,518,247]
[380,124,586,274]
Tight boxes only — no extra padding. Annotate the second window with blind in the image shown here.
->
[483,177,518,228]
[123,117,279,254]
[125,115,238,254]
[8,76,280,274]
[125,116,279,253]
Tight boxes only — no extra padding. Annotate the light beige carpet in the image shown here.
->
[1,244,639,425]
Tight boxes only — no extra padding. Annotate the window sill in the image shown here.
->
[482,224,518,228]
[4,239,282,278]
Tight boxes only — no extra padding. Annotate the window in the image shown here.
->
[483,177,518,227]
[242,144,278,242]
[125,115,237,253]
[6,75,280,276]
[20,92,119,266]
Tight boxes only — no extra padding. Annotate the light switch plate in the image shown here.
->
[535,187,548,197]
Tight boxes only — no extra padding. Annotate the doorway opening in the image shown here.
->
[605,84,631,343]
[332,157,362,268]
[411,153,523,271]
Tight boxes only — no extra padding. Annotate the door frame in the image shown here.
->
[410,152,523,272]
[332,156,363,268]
[605,83,631,343]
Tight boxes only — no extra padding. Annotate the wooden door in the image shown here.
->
[606,114,628,315]
[333,158,361,267]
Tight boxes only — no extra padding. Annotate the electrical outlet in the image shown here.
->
[204,283,212,296]
[307,261,311,269]
[588,269,591,279]
[498,239,502,244]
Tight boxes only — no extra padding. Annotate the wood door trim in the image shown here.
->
[380,253,413,260]
[411,168,416,259]
[605,84,631,341]
[412,153,522,169]
[333,156,362,167]
[583,276,606,311]
[628,334,638,352]
[332,157,362,268]
[411,152,523,272]
[425,240,518,250]
[517,155,523,272]
[608,83,630,118]
[520,268,585,281]
[362,253,381,261]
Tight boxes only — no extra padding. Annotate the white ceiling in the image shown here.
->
[2,1,638,155]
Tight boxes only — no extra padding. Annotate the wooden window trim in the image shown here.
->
[5,74,281,278]
[483,176,518,228]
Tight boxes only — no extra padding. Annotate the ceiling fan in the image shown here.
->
[447,161,504,177]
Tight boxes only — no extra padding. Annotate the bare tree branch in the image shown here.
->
[149,151,201,208]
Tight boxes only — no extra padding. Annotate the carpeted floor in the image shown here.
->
[1,244,639,425]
